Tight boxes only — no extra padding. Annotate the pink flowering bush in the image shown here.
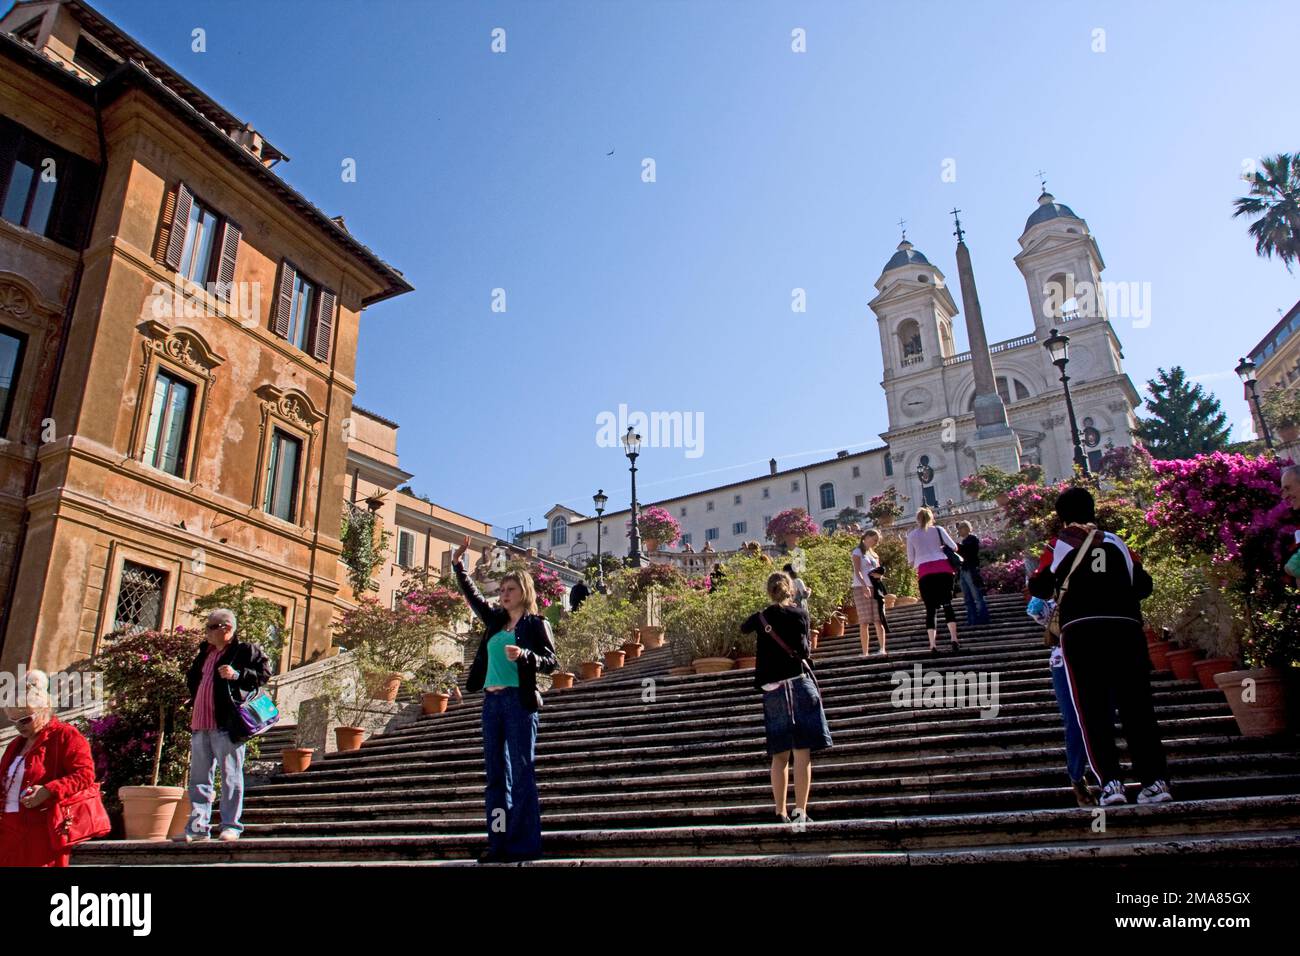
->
[1098,443,1154,482]
[634,506,681,546]
[981,558,1027,594]
[1145,453,1286,562]
[1145,452,1299,666]
[531,565,567,608]
[866,488,908,525]
[766,508,819,541]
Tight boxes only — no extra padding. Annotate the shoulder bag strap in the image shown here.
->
[1056,530,1097,600]
[757,611,799,659]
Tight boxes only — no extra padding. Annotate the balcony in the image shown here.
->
[901,353,925,368]
[942,332,1039,368]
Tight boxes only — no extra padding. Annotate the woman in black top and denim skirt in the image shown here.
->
[741,571,833,824]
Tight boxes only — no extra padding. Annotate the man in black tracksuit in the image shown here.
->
[1028,487,1172,807]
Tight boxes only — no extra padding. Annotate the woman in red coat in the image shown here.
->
[1,672,96,867]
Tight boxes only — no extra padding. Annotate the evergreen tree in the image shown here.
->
[1132,366,1231,459]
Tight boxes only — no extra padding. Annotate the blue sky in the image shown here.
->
[102,0,1300,535]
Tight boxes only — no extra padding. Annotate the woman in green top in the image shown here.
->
[452,535,558,863]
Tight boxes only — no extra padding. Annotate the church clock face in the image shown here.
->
[900,386,933,418]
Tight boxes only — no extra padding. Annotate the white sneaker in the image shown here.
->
[1137,780,1174,805]
[1100,779,1128,806]
[217,828,241,842]
[175,831,208,843]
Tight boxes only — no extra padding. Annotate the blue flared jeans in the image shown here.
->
[481,689,542,858]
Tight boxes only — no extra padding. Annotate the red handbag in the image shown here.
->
[47,783,112,852]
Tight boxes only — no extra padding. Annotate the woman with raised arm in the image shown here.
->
[451,534,559,863]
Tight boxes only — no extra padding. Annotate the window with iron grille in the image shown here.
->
[114,560,167,634]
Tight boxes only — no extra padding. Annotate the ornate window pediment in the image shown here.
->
[139,321,225,380]
[255,384,325,434]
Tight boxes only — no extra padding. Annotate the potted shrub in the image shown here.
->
[83,627,198,840]
[1146,452,1300,734]
[872,533,917,606]
[635,506,682,553]
[415,659,462,715]
[320,666,377,752]
[663,554,770,674]
[765,508,819,550]
[554,591,631,683]
[867,488,908,529]
[335,596,445,703]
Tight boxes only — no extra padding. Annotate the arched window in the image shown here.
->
[969,376,1031,411]
[898,319,923,367]
[1043,271,1081,320]
[884,452,893,477]
[550,516,567,547]
[819,482,835,510]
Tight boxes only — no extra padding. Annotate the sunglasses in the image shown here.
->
[206,622,229,631]
[14,714,36,728]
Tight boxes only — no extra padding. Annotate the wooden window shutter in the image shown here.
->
[214,219,241,301]
[272,261,296,338]
[162,183,193,271]
[310,288,336,361]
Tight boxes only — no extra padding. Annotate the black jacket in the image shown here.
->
[1028,526,1153,632]
[453,559,558,713]
[185,638,272,744]
[741,603,811,691]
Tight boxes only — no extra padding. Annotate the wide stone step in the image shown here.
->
[242,751,1300,816]
[236,772,1300,836]
[245,740,1295,807]
[73,794,1300,864]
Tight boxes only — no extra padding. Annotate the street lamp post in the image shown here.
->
[1044,328,1091,477]
[1235,357,1275,450]
[622,427,644,568]
[593,489,608,592]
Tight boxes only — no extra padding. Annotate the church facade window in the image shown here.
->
[898,319,923,367]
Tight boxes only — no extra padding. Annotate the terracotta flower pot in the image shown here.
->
[119,785,186,841]
[644,538,661,553]
[778,533,801,550]
[1193,657,1236,691]
[824,617,846,638]
[281,748,314,774]
[692,657,735,674]
[734,656,757,670]
[1166,647,1202,682]
[622,641,644,660]
[875,515,895,529]
[1280,424,1300,444]
[1148,640,1173,671]
[421,692,450,715]
[1214,667,1293,736]
[367,672,403,702]
[550,672,575,690]
[667,665,695,676]
[894,596,919,607]
[167,792,191,839]
[843,603,859,625]
[639,626,666,649]
[580,661,604,681]
[604,649,626,670]
[334,726,365,752]
[995,492,1010,508]
[1144,627,1159,644]
[883,594,898,610]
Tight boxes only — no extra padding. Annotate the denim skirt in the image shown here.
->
[762,673,833,755]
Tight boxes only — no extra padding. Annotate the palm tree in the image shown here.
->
[1233,153,1300,272]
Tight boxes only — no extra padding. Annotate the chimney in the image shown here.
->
[769,458,777,475]
[230,123,265,162]
[836,450,848,459]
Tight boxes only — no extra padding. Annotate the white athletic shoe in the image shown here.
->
[1100,779,1128,806]
[1137,780,1174,805]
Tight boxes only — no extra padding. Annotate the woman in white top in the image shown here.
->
[850,531,888,656]
[906,507,961,654]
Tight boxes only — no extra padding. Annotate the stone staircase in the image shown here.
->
[74,595,1300,866]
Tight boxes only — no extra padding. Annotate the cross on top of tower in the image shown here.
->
[950,207,964,242]
[897,218,907,241]
[1036,169,1048,194]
